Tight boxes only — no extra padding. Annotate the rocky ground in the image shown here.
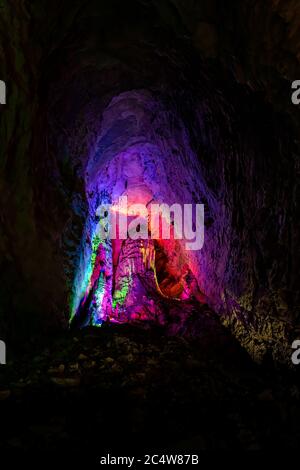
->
[0,321,299,459]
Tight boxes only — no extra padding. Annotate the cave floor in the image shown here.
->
[0,321,299,458]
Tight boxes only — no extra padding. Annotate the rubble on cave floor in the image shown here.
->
[0,321,299,454]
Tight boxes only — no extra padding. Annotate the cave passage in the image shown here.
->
[0,0,298,367]
[70,110,205,328]
[1,0,300,457]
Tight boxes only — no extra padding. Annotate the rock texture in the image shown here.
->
[0,0,299,363]
[0,324,299,454]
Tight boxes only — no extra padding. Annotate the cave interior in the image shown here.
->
[0,0,300,456]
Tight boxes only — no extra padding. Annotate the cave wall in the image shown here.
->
[0,0,299,362]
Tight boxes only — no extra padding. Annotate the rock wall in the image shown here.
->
[0,0,299,362]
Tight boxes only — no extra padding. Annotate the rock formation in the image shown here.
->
[0,0,299,364]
